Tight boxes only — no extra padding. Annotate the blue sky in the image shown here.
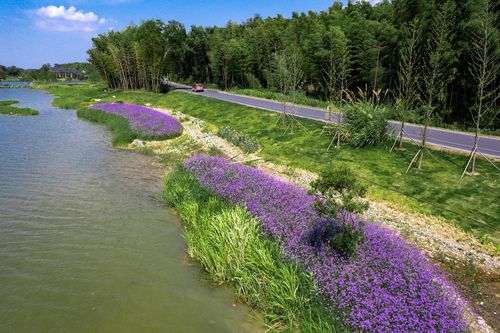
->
[0,0,342,68]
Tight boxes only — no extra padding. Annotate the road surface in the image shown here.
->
[171,83,500,159]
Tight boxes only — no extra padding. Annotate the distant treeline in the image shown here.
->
[0,63,97,82]
[88,0,499,128]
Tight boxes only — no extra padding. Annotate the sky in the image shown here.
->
[0,0,353,68]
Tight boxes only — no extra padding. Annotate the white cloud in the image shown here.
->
[34,5,107,32]
[358,0,384,4]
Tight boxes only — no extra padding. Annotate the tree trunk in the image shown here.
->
[398,119,405,149]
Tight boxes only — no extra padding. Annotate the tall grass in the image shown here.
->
[0,100,19,106]
[77,108,136,146]
[164,166,348,332]
[0,99,39,116]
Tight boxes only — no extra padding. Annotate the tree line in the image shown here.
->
[88,0,499,132]
[0,63,97,82]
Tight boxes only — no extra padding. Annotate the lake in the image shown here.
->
[0,82,31,87]
[0,88,261,333]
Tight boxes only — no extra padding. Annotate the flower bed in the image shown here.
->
[184,154,468,332]
[91,103,182,139]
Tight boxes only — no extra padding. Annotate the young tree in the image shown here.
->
[272,48,305,133]
[407,1,457,171]
[320,26,350,149]
[392,20,421,152]
[462,0,499,178]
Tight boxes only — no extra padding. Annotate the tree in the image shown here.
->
[319,26,350,149]
[407,1,457,171]
[271,48,304,133]
[462,0,499,178]
[0,66,6,80]
[392,20,421,151]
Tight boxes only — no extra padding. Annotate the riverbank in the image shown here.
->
[0,88,264,333]
[39,83,498,331]
[150,106,499,332]
[40,84,499,243]
[164,166,347,332]
[0,100,38,115]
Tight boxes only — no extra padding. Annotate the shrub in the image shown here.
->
[217,126,260,153]
[342,102,388,147]
[309,165,369,215]
[306,218,364,257]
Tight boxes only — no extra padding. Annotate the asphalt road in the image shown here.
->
[171,83,500,159]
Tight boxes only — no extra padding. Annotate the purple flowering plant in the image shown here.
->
[91,103,183,139]
[184,154,469,332]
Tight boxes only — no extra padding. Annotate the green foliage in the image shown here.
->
[0,100,18,106]
[0,66,6,80]
[207,145,225,157]
[329,222,364,257]
[342,102,388,147]
[84,1,500,130]
[0,100,39,116]
[217,126,260,153]
[0,62,90,83]
[229,88,329,108]
[310,165,369,215]
[306,218,364,257]
[164,166,347,332]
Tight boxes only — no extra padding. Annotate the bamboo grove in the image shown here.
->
[88,0,499,130]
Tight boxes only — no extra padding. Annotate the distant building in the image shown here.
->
[49,65,84,79]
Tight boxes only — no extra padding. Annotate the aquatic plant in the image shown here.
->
[184,154,468,332]
[91,103,182,139]
[0,99,39,116]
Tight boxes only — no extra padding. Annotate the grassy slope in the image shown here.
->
[226,88,500,136]
[229,88,330,109]
[42,83,499,241]
[0,99,39,115]
[164,166,347,332]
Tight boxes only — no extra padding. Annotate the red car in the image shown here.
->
[191,83,204,92]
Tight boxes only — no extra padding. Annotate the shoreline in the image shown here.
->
[40,85,499,332]
[147,105,498,332]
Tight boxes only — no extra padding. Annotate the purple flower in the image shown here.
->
[91,103,183,139]
[184,154,469,332]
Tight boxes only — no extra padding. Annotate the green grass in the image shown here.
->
[77,108,137,146]
[0,99,39,116]
[39,83,499,242]
[227,88,500,136]
[164,166,347,332]
[229,88,330,109]
[0,100,19,106]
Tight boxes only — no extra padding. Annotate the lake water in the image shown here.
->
[0,89,261,333]
[0,82,31,86]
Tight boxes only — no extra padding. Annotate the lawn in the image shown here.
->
[41,83,499,242]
